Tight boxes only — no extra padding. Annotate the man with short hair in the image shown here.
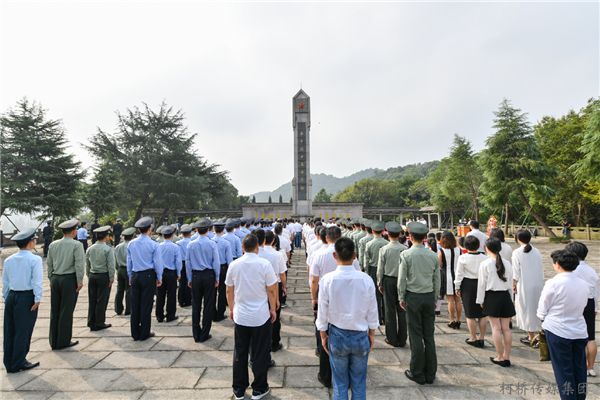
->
[90,219,100,244]
[77,222,89,252]
[113,218,124,246]
[365,221,389,324]
[42,221,53,258]
[186,218,220,342]
[466,220,487,253]
[176,224,193,307]
[86,225,115,331]
[156,225,182,323]
[224,220,243,260]
[213,221,233,322]
[127,216,164,341]
[226,234,278,400]
[316,237,378,399]
[3,229,43,372]
[398,222,440,385]
[114,227,135,315]
[47,219,85,350]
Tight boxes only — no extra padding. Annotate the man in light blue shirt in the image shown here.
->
[186,218,220,342]
[2,229,43,373]
[224,220,243,259]
[127,216,163,341]
[176,224,193,307]
[156,226,182,323]
[213,221,233,322]
[77,222,89,252]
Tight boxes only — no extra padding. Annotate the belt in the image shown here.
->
[90,271,108,275]
[10,289,33,293]
[118,265,127,269]
[383,275,398,279]
[192,269,215,273]
[133,269,156,274]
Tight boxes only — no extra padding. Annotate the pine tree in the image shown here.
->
[480,99,555,237]
[268,195,272,203]
[278,194,283,203]
[86,161,122,219]
[0,99,84,219]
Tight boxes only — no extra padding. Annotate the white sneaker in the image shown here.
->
[251,388,271,400]
[588,369,597,377]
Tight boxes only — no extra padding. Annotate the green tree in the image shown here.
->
[86,160,122,219]
[268,195,272,203]
[279,194,283,203]
[480,99,555,237]
[314,188,332,202]
[574,99,600,206]
[252,195,256,203]
[0,99,84,219]
[87,102,232,221]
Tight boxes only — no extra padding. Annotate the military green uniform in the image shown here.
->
[114,238,131,315]
[47,233,85,349]
[398,227,440,384]
[358,233,374,270]
[352,229,366,262]
[365,233,389,323]
[377,237,408,346]
[86,240,115,329]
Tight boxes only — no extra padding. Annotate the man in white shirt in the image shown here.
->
[226,234,278,400]
[466,220,487,253]
[310,226,361,388]
[257,230,288,352]
[316,237,379,399]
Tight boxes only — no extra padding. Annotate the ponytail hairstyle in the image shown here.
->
[485,237,506,282]
[515,229,532,253]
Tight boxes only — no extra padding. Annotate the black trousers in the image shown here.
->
[79,239,88,252]
[87,273,110,329]
[114,234,121,247]
[156,269,177,321]
[406,291,437,382]
[383,275,407,346]
[272,283,283,347]
[233,319,272,394]
[115,266,130,315]
[368,265,385,323]
[313,304,331,385]
[49,273,78,349]
[178,261,192,307]
[130,269,156,341]
[43,239,51,257]
[191,269,216,341]
[214,264,229,320]
[3,290,38,372]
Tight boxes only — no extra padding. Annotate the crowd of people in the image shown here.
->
[2,216,598,400]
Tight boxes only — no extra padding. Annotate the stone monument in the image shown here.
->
[292,89,313,217]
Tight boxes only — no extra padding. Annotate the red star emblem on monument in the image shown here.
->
[299,102,305,110]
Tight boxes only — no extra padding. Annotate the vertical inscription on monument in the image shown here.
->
[297,122,307,200]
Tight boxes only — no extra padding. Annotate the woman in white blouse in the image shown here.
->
[512,230,544,347]
[438,231,462,329]
[489,228,513,262]
[537,250,588,400]
[455,235,488,348]
[476,238,515,367]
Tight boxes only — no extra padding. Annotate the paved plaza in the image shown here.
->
[1,238,600,399]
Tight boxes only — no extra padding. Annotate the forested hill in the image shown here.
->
[250,161,438,202]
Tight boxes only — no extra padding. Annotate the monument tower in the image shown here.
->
[292,89,313,217]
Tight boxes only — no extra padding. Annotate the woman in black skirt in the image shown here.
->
[454,236,488,348]
[476,238,515,367]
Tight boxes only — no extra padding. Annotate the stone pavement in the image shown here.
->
[1,238,599,400]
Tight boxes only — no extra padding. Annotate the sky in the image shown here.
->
[1,1,598,196]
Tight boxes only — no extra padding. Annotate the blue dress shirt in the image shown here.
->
[234,229,246,239]
[207,231,215,239]
[186,235,220,282]
[127,234,164,281]
[158,240,182,277]
[77,227,88,240]
[223,232,243,258]
[213,235,233,266]
[2,250,44,303]
[191,232,199,241]
[176,237,191,262]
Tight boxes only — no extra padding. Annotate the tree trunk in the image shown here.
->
[159,207,170,225]
[504,202,509,236]
[134,193,150,222]
[518,190,557,238]
[576,202,582,227]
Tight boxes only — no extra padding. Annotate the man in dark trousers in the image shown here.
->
[47,219,85,350]
[185,218,220,342]
[3,229,43,373]
[42,221,53,258]
[85,226,115,331]
[127,216,164,341]
[398,221,440,385]
[90,219,100,244]
[226,234,278,400]
[176,224,193,307]
[114,227,135,315]
[156,225,181,323]
[212,220,233,322]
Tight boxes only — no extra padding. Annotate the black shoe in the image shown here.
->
[124,311,131,316]
[317,373,331,388]
[251,387,271,400]
[490,357,510,367]
[268,359,276,369]
[465,338,479,347]
[272,342,283,352]
[425,377,435,384]
[166,316,179,323]
[455,321,461,330]
[140,332,156,341]
[157,318,164,323]
[213,315,226,322]
[116,311,123,316]
[92,324,112,331]
[196,334,212,343]
[384,338,400,347]
[435,311,441,316]
[19,361,40,372]
[404,369,426,385]
[476,340,485,348]
[447,321,457,328]
[315,349,320,358]
[55,341,79,350]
